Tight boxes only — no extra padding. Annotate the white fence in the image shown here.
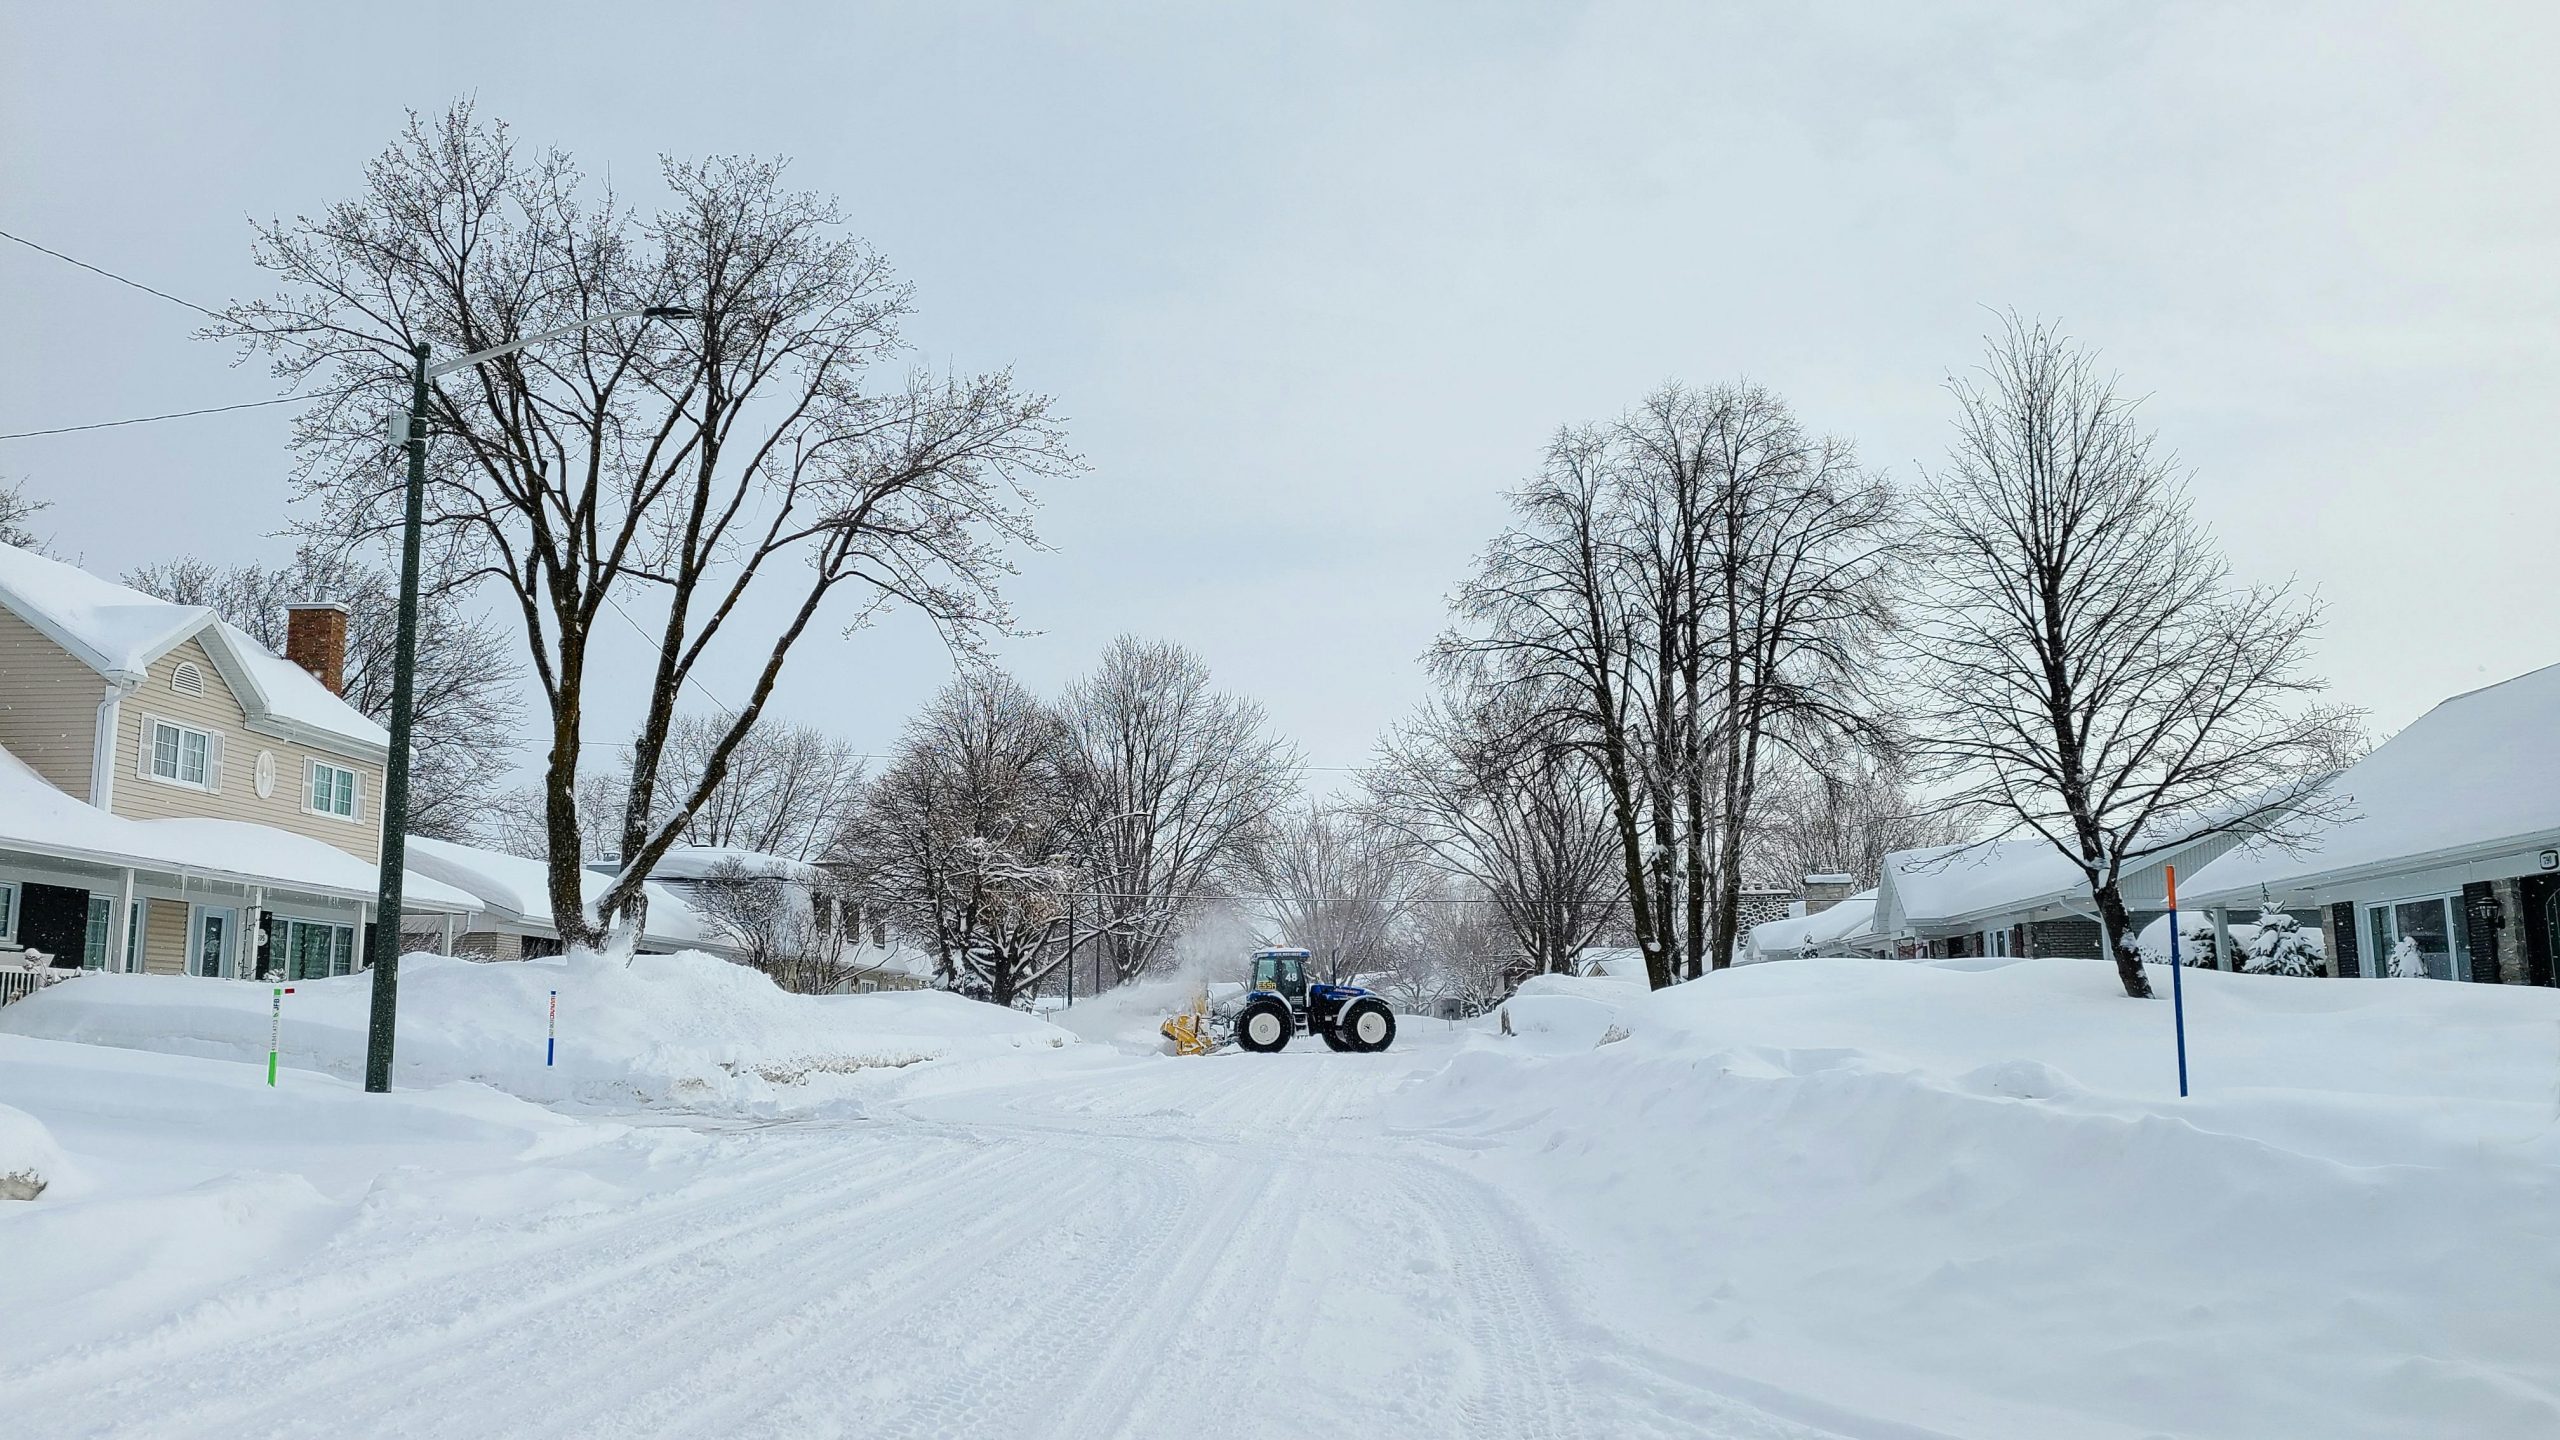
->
[0,964,75,1007]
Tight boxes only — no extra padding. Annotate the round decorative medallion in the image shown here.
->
[254,750,277,799]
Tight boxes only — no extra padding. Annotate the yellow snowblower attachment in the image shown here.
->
[1161,987,1217,1056]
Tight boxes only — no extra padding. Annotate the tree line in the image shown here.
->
[18,101,2352,1005]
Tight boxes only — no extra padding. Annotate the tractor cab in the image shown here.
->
[1249,948,1311,1005]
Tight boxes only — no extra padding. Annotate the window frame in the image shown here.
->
[2359,893,2472,982]
[144,716,221,791]
[305,759,362,820]
[275,914,359,980]
[0,880,16,942]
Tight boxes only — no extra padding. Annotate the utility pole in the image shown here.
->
[362,307,693,1094]
[363,341,428,1093]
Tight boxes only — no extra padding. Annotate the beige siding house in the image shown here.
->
[0,541,472,986]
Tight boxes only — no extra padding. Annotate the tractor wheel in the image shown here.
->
[1343,998,1396,1053]
[1319,1014,1356,1051]
[1237,998,1294,1053]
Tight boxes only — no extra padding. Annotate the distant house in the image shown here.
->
[402,836,739,963]
[0,542,473,987]
[2179,661,2560,986]
[1744,889,1884,963]
[1871,825,2248,961]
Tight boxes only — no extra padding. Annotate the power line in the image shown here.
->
[0,392,316,441]
[0,226,232,326]
[0,226,373,443]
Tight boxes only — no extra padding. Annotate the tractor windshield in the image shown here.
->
[1252,953,1307,1001]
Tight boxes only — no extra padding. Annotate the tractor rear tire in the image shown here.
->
[1320,1014,1356,1051]
[1343,998,1396,1053]
[1237,999,1294,1053]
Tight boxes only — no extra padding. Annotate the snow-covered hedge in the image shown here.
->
[0,949,1073,1114]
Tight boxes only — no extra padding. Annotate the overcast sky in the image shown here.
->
[5,2,2555,791]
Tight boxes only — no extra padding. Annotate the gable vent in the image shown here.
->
[171,661,207,698]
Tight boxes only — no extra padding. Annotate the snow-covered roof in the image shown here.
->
[1747,891,1880,961]
[0,542,387,755]
[0,743,475,911]
[649,846,821,884]
[1874,821,2247,936]
[2181,660,2560,907]
[404,836,729,953]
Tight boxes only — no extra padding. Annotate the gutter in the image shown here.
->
[87,670,144,810]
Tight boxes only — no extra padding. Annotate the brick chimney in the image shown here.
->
[284,601,349,695]
[1801,873,1856,914]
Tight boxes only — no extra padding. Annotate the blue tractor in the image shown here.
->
[1234,947,1397,1053]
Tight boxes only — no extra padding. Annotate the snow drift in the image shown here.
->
[0,1100,74,1200]
[0,949,1073,1114]
[1399,958,2560,1440]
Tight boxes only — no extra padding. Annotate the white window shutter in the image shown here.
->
[135,716,154,780]
[305,761,318,812]
[207,732,224,792]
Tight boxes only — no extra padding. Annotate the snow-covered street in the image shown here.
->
[1,1030,1857,1440]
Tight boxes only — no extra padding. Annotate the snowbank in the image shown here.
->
[1397,959,2560,1440]
[0,949,1074,1115]
[0,1100,74,1201]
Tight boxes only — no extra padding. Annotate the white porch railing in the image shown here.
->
[0,962,76,1006]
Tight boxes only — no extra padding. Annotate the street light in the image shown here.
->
[364,305,695,1093]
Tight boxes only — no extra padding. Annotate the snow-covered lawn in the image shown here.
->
[1399,959,2560,1440]
[0,949,1073,1113]
[2,952,2553,1438]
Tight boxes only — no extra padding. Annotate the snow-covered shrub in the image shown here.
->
[2387,935,2431,979]
[2241,906,2323,977]
[2179,917,2220,967]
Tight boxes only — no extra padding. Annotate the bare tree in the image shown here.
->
[1752,748,1973,889]
[656,711,867,861]
[1252,802,1427,984]
[845,672,1080,1007]
[1057,636,1299,984]
[126,545,522,838]
[1904,318,2354,999]
[1362,881,1519,1015]
[682,856,881,994]
[1437,385,1894,986]
[1438,431,1667,984]
[486,769,623,862]
[0,476,49,552]
[1366,685,1622,982]
[215,104,1075,951]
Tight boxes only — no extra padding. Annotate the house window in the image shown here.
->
[307,761,360,819]
[2363,895,2471,981]
[171,661,206,697]
[0,881,15,941]
[148,718,217,788]
[83,895,111,970]
[277,917,357,980]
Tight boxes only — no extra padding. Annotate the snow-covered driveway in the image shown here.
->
[4,1043,1862,1440]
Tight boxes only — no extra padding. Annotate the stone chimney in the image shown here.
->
[283,602,350,695]
[1801,873,1856,914]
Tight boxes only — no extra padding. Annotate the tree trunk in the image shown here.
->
[2094,878,2153,998]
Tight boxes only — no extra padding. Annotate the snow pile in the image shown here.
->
[0,1099,75,1201]
[0,949,1073,1115]
[1396,959,2560,1440]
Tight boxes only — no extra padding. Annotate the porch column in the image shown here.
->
[441,911,457,957]
[108,868,136,972]
[242,886,265,980]
[2492,878,2529,985]
[2211,908,2235,972]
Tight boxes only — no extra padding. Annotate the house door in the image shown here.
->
[191,906,237,978]
[2525,876,2560,988]
[15,883,91,969]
